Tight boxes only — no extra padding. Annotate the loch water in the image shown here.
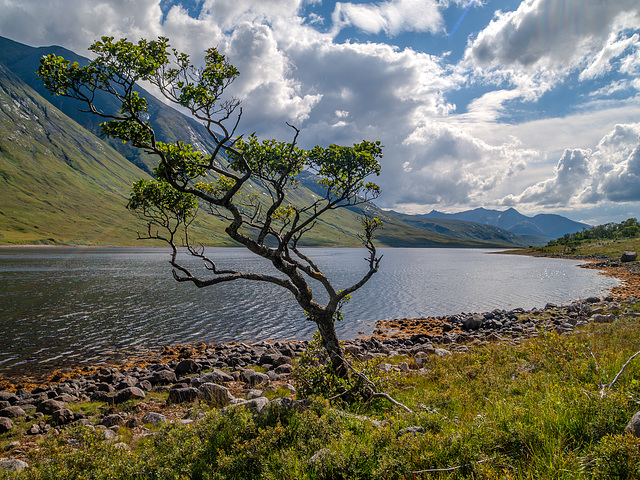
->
[0,247,619,376]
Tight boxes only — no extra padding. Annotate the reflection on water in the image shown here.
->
[0,247,619,375]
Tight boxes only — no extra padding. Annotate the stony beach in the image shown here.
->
[1,254,639,471]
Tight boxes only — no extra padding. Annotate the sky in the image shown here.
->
[0,0,639,224]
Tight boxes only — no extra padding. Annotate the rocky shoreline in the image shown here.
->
[1,255,639,471]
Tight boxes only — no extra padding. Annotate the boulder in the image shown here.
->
[115,376,138,390]
[0,417,14,433]
[626,411,640,437]
[0,458,28,472]
[36,399,64,415]
[199,383,235,407]
[168,387,200,404]
[148,369,177,386]
[89,391,115,405]
[113,387,146,404]
[0,406,26,418]
[200,369,235,384]
[175,359,201,376]
[100,414,126,428]
[0,392,18,404]
[52,408,75,425]
[142,412,167,426]
[462,314,483,330]
[246,371,270,386]
[621,251,637,263]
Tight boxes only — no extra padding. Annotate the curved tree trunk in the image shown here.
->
[315,313,349,378]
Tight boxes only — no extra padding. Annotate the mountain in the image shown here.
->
[383,211,536,247]
[0,36,221,174]
[422,207,588,242]
[0,61,149,244]
[0,36,527,248]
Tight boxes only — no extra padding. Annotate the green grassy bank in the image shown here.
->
[3,302,640,479]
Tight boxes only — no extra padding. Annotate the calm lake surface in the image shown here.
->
[0,247,619,376]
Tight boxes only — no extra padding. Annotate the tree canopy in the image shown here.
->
[38,36,384,376]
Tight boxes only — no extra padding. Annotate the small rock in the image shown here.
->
[434,348,452,357]
[53,393,77,403]
[138,380,153,391]
[52,408,75,425]
[274,364,293,375]
[36,399,65,415]
[246,389,263,400]
[592,314,615,324]
[310,448,330,463]
[397,426,425,438]
[26,424,40,435]
[238,396,269,413]
[126,417,142,429]
[282,383,296,395]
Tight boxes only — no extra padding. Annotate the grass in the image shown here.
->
[506,237,640,261]
[4,304,640,479]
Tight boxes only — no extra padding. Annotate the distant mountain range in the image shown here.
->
[0,35,587,248]
[420,207,589,243]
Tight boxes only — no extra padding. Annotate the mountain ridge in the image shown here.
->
[422,207,588,241]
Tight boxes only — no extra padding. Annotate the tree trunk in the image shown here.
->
[315,313,349,378]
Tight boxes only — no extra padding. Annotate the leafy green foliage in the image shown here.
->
[127,178,198,236]
[549,217,640,247]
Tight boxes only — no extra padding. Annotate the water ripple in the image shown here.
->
[0,247,619,376]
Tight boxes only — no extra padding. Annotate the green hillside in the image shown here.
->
[0,62,150,245]
[0,35,522,248]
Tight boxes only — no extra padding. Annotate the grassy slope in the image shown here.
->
[0,63,151,245]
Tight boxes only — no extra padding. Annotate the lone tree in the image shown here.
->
[38,37,383,377]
